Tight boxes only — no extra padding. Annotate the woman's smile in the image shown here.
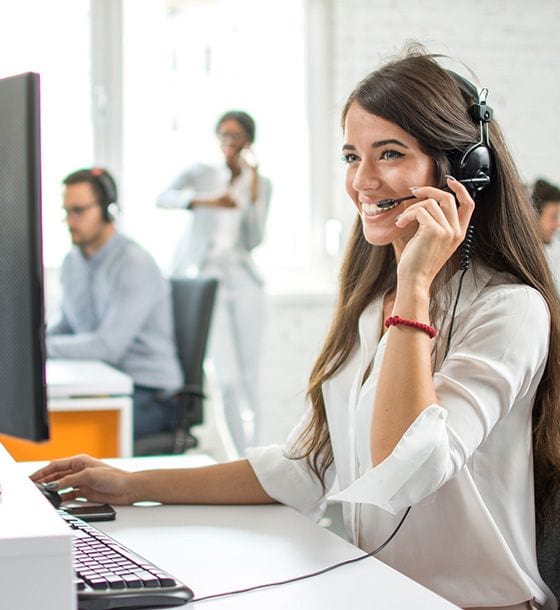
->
[361,199,401,217]
[343,103,436,246]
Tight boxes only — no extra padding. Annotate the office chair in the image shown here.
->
[134,277,219,456]
[537,508,560,605]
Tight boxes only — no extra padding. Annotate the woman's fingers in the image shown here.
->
[396,197,450,230]
[31,454,93,482]
[445,176,476,230]
[394,179,477,285]
[55,470,92,492]
[396,178,475,241]
[56,467,128,503]
[30,454,133,504]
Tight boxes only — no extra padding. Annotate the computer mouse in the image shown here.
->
[35,482,62,508]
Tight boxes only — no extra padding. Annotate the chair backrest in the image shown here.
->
[537,518,560,605]
[171,276,218,424]
[134,276,218,456]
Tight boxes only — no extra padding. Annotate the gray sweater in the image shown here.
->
[47,233,183,391]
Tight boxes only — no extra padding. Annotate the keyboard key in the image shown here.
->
[86,578,109,590]
[105,575,126,589]
[154,573,177,587]
[120,573,142,588]
[133,569,160,587]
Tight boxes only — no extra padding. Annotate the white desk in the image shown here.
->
[18,456,459,610]
[47,359,133,400]
[47,359,133,457]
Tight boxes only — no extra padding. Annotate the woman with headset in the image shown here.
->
[34,47,560,609]
[156,111,272,455]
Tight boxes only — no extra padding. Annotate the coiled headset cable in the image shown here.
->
[445,223,475,357]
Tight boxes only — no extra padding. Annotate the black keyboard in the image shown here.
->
[59,510,194,610]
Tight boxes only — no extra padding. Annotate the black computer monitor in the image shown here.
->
[0,71,49,441]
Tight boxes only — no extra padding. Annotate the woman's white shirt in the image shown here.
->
[247,264,555,609]
[156,161,271,280]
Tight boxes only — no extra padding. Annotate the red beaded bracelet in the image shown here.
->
[384,315,437,339]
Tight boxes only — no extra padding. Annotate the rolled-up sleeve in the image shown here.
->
[246,445,328,521]
[246,409,335,521]
[329,405,449,513]
[156,167,200,210]
[330,284,550,514]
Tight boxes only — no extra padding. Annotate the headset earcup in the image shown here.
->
[97,173,117,206]
[91,169,118,221]
[455,144,492,193]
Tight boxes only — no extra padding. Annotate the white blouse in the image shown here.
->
[156,162,271,280]
[247,265,556,609]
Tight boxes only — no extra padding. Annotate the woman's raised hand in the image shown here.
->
[212,193,237,208]
[394,177,475,289]
[241,147,259,171]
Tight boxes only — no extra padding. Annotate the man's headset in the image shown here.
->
[90,168,118,222]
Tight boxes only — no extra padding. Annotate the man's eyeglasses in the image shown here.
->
[62,202,99,219]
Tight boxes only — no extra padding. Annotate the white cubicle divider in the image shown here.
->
[0,443,75,610]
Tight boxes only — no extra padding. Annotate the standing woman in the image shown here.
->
[157,111,271,455]
[35,48,560,609]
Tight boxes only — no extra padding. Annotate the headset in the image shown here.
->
[377,75,493,212]
[89,167,118,222]
[446,70,494,195]
[441,71,495,355]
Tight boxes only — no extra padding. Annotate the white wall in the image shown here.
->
[255,0,560,446]
[324,0,560,230]
[258,292,335,445]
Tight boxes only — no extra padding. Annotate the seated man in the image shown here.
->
[47,168,183,446]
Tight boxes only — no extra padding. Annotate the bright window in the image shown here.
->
[121,0,309,281]
[3,0,316,290]
[0,0,93,268]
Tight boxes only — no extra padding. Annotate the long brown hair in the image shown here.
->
[291,45,560,533]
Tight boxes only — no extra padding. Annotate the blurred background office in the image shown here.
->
[532,177,560,295]
[1,0,559,460]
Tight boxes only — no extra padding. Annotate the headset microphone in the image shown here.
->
[376,176,491,210]
[458,176,491,187]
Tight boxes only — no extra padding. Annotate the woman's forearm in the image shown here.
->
[371,283,438,465]
[129,459,276,505]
